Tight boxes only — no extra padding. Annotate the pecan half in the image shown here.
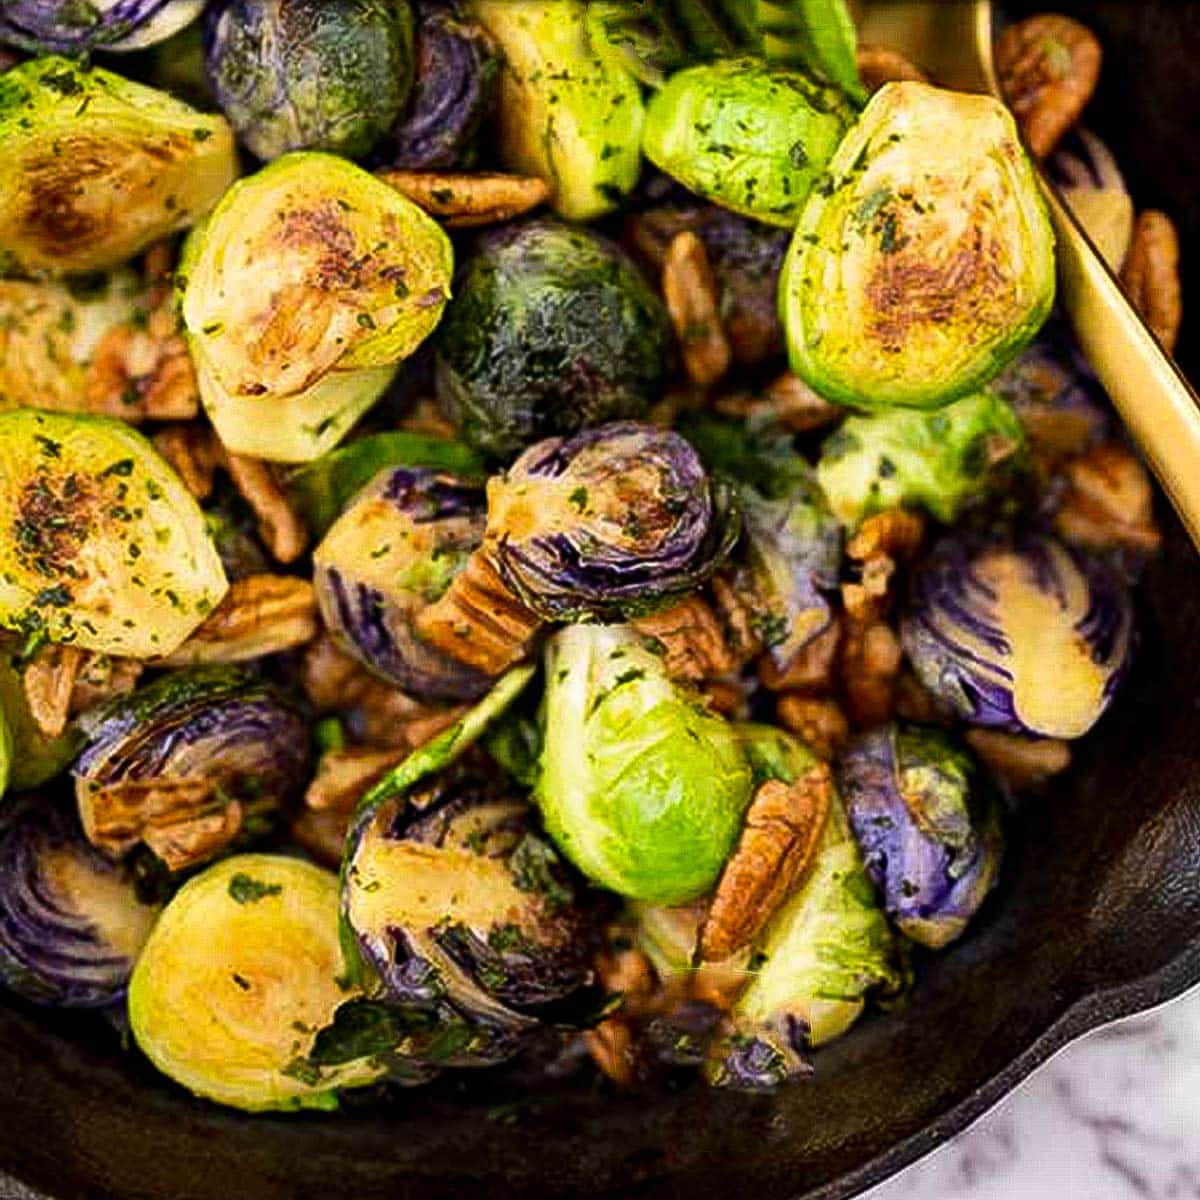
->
[840,619,903,728]
[223,453,309,564]
[846,510,926,563]
[758,616,842,693]
[583,1019,639,1088]
[85,318,199,422]
[856,43,929,94]
[305,745,409,813]
[699,769,834,962]
[152,422,223,501]
[632,595,736,682]
[662,231,732,388]
[996,14,1102,158]
[709,574,765,667]
[966,729,1071,789]
[1120,210,1182,353]
[415,550,541,676]
[69,653,144,716]
[157,575,319,666]
[701,680,747,718]
[775,696,850,760]
[376,170,550,227]
[1053,441,1161,553]
[22,643,84,739]
[288,806,350,870]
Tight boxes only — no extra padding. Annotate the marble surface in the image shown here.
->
[864,983,1200,1200]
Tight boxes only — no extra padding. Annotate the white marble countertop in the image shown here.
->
[863,983,1200,1200]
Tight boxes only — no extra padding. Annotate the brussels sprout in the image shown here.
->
[816,391,1029,531]
[129,854,386,1111]
[313,466,491,700]
[0,0,204,54]
[681,415,841,671]
[782,82,1056,410]
[435,220,669,462]
[536,623,754,904]
[643,58,855,228]
[0,798,159,1008]
[901,534,1134,739]
[384,0,498,169]
[74,666,310,870]
[1048,128,1133,272]
[486,422,739,622]
[0,639,84,791]
[180,152,453,463]
[470,0,644,221]
[203,0,414,162]
[839,723,1003,950]
[0,410,228,658]
[758,0,865,103]
[343,768,595,1037]
[0,57,236,277]
[709,793,900,1088]
[285,430,484,538]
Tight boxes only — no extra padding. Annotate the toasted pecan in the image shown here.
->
[846,510,927,563]
[305,745,410,813]
[22,643,84,739]
[376,170,549,227]
[856,43,930,93]
[776,695,851,761]
[966,729,1072,789]
[1121,210,1183,353]
[632,595,737,682]
[152,422,223,501]
[1053,441,1161,553]
[69,653,144,716]
[662,231,732,388]
[223,453,309,564]
[758,616,842,694]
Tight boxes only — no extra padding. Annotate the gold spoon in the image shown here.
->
[858,0,1200,548]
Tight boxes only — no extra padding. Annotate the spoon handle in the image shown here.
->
[1040,177,1200,547]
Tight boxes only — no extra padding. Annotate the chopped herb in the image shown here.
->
[228,874,283,904]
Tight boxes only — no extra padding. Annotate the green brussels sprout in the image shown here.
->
[536,624,754,905]
[129,854,386,1112]
[816,391,1029,530]
[0,410,228,658]
[203,0,415,162]
[0,56,236,277]
[470,0,644,222]
[435,221,669,461]
[180,152,453,462]
[0,639,84,792]
[781,81,1056,410]
[642,58,855,228]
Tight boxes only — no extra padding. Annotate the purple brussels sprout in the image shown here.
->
[313,466,492,700]
[486,422,741,621]
[901,534,1135,740]
[0,798,159,1008]
[0,0,203,53]
[838,724,1003,951]
[342,767,597,1056]
[383,0,499,169]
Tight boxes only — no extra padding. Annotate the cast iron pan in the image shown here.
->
[2,3,1198,1197]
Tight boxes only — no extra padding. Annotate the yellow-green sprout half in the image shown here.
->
[781,81,1056,410]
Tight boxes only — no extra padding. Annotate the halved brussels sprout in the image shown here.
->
[536,623,754,904]
[0,410,228,658]
[0,798,159,1008]
[782,81,1056,410]
[180,152,453,462]
[74,666,310,871]
[901,534,1134,739]
[384,0,498,169]
[816,391,1029,530]
[0,56,236,277]
[343,768,594,1034]
[643,58,855,228]
[0,638,84,791]
[129,854,385,1111]
[486,422,739,622]
[285,430,484,538]
[0,1,204,53]
[435,220,669,462]
[839,723,1003,950]
[313,466,491,700]
[471,0,643,222]
[203,0,414,161]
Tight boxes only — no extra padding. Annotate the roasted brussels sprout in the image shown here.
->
[0,57,236,277]
[782,81,1056,410]
[0,0,204,54]
[902,534,1134,739]
[0,705,9,798]
[285,430,484,537]
[0,640,84,791]
[0,798,159,1008]
[536,623,753,904]
[643,58,855,227]
[74,667,310,871]
[129,854,386,1111]
[1048,128,1133,271]
[816,391,1029,530]
[180,152,453,462]
[435,220,669,461]
[384,0,498,169]
[485,422,739,622]
[471,0,644,221]
[203,0,414,161]
[839,723,1003,950]
[0,410,228,658]
[344,769,594,1033]
[314,466,491,700]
